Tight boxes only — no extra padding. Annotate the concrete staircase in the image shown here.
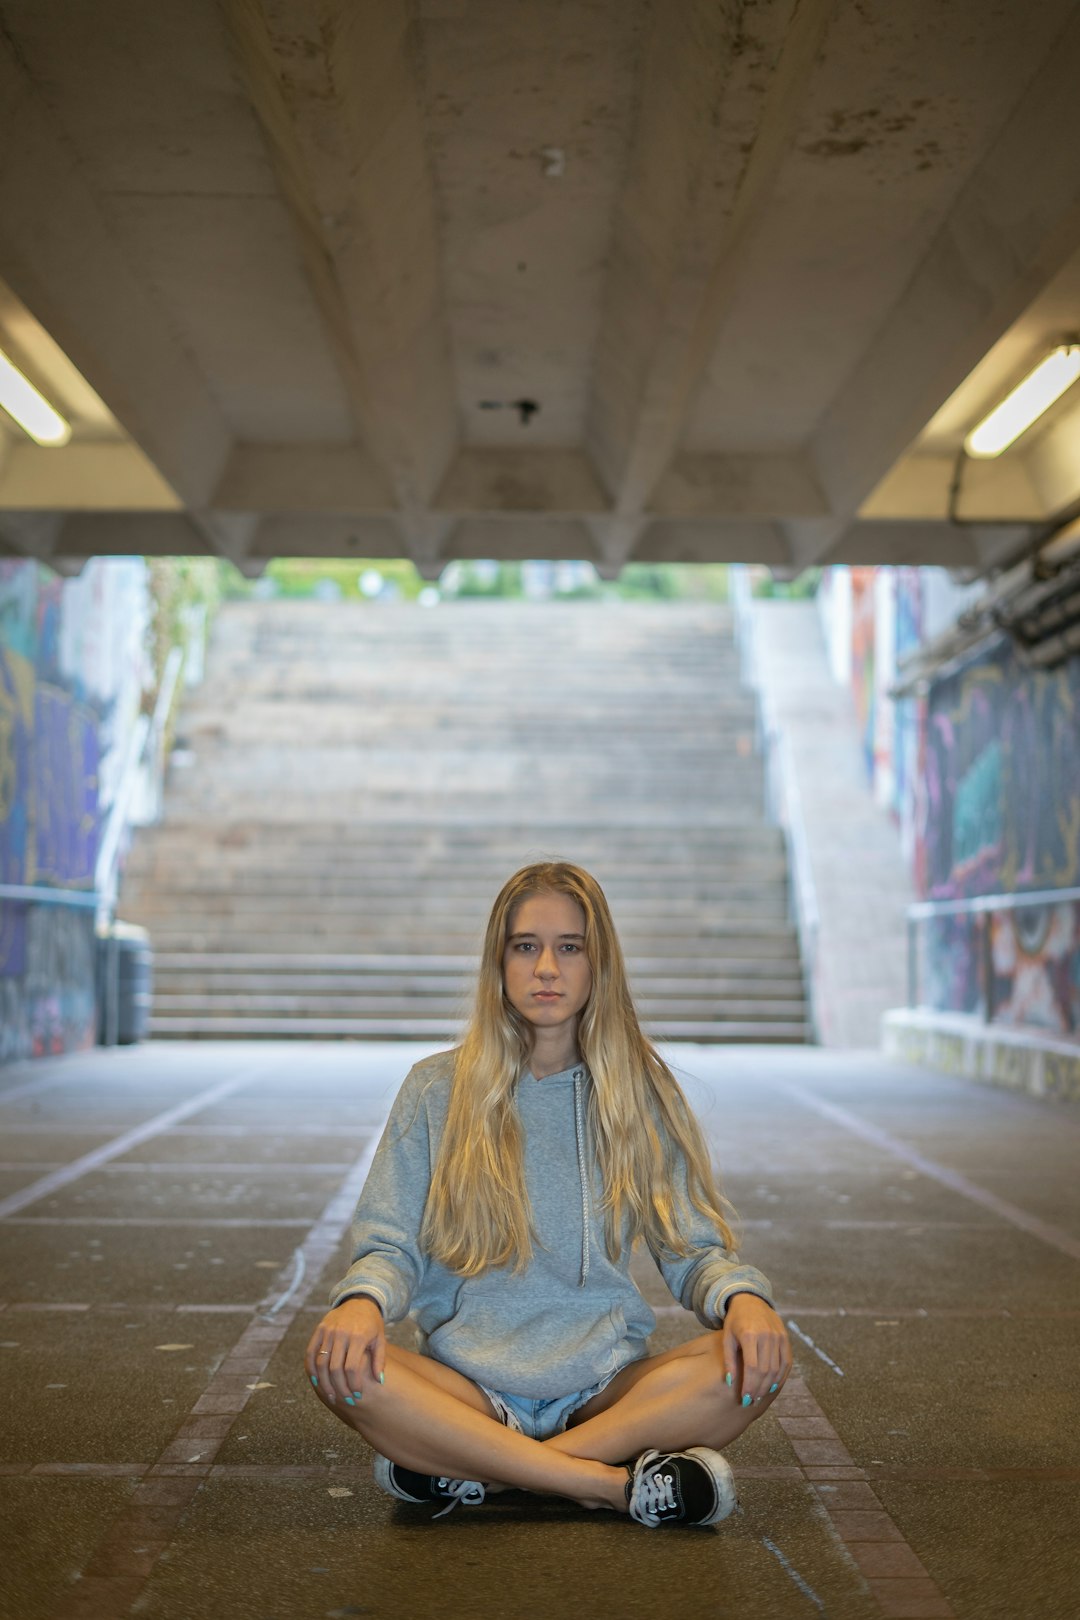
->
[120,600,810,1041]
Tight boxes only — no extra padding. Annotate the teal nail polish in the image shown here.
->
[379,1372,385,1385]
[742,1394,752,1408]
[725,1373,732,1387]
[769,1383,780,1394]
[310,1375,319,1386]
[344,1396,355,1406]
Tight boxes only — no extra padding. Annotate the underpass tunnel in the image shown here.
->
[1,3,1080,1617]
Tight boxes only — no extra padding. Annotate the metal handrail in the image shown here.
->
[908,885,1080,919]
[730,564,822,1043]
[905,885,1080,1016]
[94,643,184,927]
[0,884,98,908]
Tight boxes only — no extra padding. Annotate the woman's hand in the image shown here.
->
[305,1295,386,1406]
[721,1294,791,1405]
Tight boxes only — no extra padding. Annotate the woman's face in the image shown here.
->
[502,892,593,1035]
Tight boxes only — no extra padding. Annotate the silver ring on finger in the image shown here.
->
[317,1351,330,1357]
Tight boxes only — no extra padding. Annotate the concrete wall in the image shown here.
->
[0,557,149,1062]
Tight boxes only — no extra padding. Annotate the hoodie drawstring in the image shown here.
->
[572,1070,590,1287]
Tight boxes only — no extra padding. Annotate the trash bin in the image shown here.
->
[97,922,154,1045]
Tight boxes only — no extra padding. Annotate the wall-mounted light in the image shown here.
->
[965,342,1080,458]
[0,347,71,446]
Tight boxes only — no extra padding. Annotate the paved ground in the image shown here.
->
[1,1040,1078,1620]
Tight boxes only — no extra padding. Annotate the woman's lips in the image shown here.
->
[533,991,562,1000]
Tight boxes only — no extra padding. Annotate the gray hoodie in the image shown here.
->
[330,1049,774,1398]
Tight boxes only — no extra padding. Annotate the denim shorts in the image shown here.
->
[475,1368,622,1441]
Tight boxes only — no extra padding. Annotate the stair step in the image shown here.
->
[120,600,810,1044]
[151,994,807,1018]
[149,1016,810,1042]
[154,971,804,995]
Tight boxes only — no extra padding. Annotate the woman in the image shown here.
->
[306,862,791,1526]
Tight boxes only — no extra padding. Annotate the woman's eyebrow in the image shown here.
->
[507,931,585,941]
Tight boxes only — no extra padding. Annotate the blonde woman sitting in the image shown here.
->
[306,862,790,1526]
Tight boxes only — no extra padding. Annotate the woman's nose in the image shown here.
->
[535,948,558,977]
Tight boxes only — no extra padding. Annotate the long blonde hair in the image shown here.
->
[421,861,737,1276]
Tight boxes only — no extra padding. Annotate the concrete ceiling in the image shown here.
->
[2,0,1080,578]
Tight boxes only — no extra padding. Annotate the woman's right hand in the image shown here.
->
[305,1295,386,1405]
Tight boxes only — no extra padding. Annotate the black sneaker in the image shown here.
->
[372,1452,486,1518]
[625,1447,737,1527]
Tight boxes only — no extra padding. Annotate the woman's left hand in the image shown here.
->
[721,1294,792,1404]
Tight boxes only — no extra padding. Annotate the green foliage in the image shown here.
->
[615,564,729,602]
[145,557,223,687]
[751,567,822,600]
[258,557,426,600]
[211,556,732,603]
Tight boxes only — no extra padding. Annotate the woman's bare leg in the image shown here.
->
[312,1341,628,1511]
[548,1332,782,1464]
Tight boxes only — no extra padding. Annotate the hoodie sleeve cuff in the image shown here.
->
[700,1270,775,1327]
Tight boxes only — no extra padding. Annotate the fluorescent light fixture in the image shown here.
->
[0,347,71,446]
[965,343,1080,458]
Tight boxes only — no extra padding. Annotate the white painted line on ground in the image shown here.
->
[778,1084,1080,1263]
[760,1536,827,1612]
[0,1057,278,1220]
[44,1107,392,1620]
[0,1070,82,1106]
[262,1123,381,1318]
[787,1319,845,1376]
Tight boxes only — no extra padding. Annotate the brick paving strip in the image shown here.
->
[777,1374,957,1620]
[43,1125,384,1620]
[8,1458,1078,1485]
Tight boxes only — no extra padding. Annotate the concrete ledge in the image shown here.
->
[882,1008,1080,1103]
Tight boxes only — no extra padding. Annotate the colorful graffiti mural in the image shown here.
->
[893,568,927,890]
[921,638,1080,899]
[819,563,1080,1038]
[0,556,149,1061]
[849,566,877,781]
[990,898,1080,1036]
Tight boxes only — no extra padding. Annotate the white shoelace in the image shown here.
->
[431,1476,486,1518]
[633,1466,679,1525]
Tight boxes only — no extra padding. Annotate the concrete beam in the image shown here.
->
[813,520,1000,569]
[791,3,1080,566]
[0,32,233,508]
[221,0,458,510]
[434,450,609,516]
[248,513,408,559]
[650,454,827,520]
[629,520,791,566]
[441,517,601,564]
[213,444,396,513]
[51,513,216,559]
[0,511,64,565]
[585,0,836,516]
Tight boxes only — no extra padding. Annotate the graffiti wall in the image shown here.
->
[0,556,149,1061]
[849,566,877,781]
[819,562,1080,1038]
[893,568,927,891]
[921,638,1080,898]
[917,635,1080,1033]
